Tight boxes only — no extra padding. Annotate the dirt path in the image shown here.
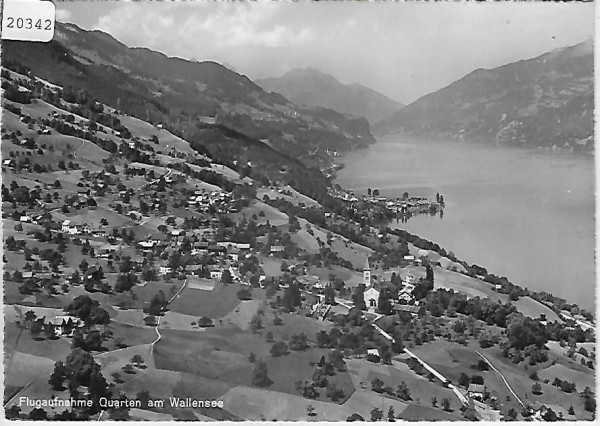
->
[476,351,525,408]
[4,280,188,411]
[149,279,187,353]
[72,138,85,158]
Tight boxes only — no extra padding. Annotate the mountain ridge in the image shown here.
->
[375,39,593,152]
[257,67,404,124]
[4,21,375,169]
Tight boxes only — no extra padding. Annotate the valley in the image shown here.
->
[1,9,596,423]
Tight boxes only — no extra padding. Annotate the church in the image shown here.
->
[362,258,380,310]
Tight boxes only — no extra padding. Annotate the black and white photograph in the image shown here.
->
[1,0,596,421]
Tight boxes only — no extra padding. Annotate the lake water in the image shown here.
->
[336,136,595,311]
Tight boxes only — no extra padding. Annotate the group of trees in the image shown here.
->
[48,348,110,413]
[424,288,517,328]
[371,377,412,402]
[144,290,168,316]
[294,352,347,402]
[65,295,110,327]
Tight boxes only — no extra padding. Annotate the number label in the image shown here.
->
[1,0,56,42]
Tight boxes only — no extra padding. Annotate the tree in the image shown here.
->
[5,405,20,420]
[352,285,367,311]
[442,398,451,412]
[250,314,262,333]
[252,359,271,387]
[29,408,48,420]
[289,333,308,351]
[396,381,411,400]
[64,347,99,386]
[462,404,478,421]
[584,395,596,413]
[237,288,252,300]
[324,285,336,305]
[377,288,393,315]
[477,359,490,371]
[371,377,384,393]
[531,382,542,395]
[316,330,331,348]
[49,361,66,390]
[453,320,467,334]
[542,408,559,421]
[370,407,383,421]
[459,372,470,387]
[470,375,484,385]
[506,317,548,350]
[197,316,213,327]
[270,341,289,357]
[307,404,316,417]
[387,406,395,422]
[344,413,363,422]
[30,319,43,340]
[506,408,518,420]
[326,383,345,401]
[131,354,144,366]
[329,349,346,371]
[431,396,438,407]
[221,269,233,284]
[88,367,109,404]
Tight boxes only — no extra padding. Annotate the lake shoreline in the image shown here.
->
[335,136,595,311]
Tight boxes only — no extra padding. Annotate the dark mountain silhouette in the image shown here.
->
[2,22,375,167]
[376,40,593,152]
[257,67,403,124]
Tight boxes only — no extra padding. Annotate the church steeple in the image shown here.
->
[363,257,371,286]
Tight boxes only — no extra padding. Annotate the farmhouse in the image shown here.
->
[185,264,202,275]
[50,315,83,337]
[531,403,575,421]
[270,245,285,255]
[61,219,89,235]
[296,275,322,290]
[208,267,223,280]
[393,303,423,318]
[467,384,486,401]
[138,240,157,251]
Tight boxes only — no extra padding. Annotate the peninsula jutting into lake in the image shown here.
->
[2,2,595,422]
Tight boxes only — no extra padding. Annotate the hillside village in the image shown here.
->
[2,58,597,423]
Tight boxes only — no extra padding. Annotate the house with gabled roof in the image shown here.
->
[50,315,83,337]
[467,384,486,401]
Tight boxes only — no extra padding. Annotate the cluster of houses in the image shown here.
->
[361,260,424,317]
[61,219,105,237]
[328,187,442,217]
[187,188,233,213]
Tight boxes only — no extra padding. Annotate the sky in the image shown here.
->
[54,1,594,104]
